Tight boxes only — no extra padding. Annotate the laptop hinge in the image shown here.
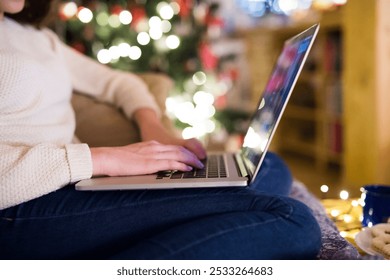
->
[234,153,250,180]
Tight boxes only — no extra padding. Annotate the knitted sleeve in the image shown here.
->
[0,143,92,210]
[56,34,162,119]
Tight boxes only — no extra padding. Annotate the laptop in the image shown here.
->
[76,24,319,191]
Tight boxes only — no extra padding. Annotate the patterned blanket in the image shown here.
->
[289,180,361,260]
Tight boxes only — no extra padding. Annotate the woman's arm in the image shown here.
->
[133,108,207,160]
[0,143,92,210]
[57,36,162,120]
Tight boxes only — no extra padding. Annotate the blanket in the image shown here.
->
[290,180,361,260]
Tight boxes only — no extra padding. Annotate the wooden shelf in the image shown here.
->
[241,8,345,173]
[284,105,318,121]
[241,0,390,189]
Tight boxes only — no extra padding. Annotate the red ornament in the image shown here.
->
[177,0,193,18]
[205,6,224,28]
[130,6,146,27]
[110,4,123,15]
[214,95,227,109]
[199,42,218,71]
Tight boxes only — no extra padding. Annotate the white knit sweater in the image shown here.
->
[0,17,161,210]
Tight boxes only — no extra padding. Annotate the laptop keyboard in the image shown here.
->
[156,154,227,180]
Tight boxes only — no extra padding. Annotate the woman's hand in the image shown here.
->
[90,141,204,177]
[133,108,207,160]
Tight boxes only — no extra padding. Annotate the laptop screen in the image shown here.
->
[241,24,319,183]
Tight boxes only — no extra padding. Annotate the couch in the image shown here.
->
[71,72,361,260]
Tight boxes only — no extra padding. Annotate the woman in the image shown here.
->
[0,0,321,259]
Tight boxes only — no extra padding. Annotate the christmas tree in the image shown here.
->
[58,0,239,144]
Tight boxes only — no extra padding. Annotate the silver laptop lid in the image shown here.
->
[241,24,319,184]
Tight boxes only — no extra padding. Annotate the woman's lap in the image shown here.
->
[0,152,321,259]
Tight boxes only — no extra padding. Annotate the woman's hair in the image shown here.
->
[6,0,57,28]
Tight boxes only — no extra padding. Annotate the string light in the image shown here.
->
[340,190,349,200]
[158,3,174,20]
[149,28,163,40]
[61,2,78,19]
[137,32,151,45]
[108,46,121,60]
[166,35,180,49]
[128,46,142,60]
[119,10,132,25]
[320,184,329,193]
[193,91,214,106]
[118,43,131,57]
[192,71,207,86]
[77,7,93,23]
[97,49,111,64]
[149,16,162,29]
[331,209,340,217]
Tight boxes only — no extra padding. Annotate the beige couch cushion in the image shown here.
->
[71,73,174,147]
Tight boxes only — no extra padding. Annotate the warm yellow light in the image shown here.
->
[129,46,142,60]
[149,16,162,29]
[137,32,151,45]
[108,46,120,60]
[330,209,340,217]
[182,127,197,139]
[340,190,349,200]
[333,0,347,4]
[166,35,180,49]
[339,231,347,238]
[119,10,132,25]
[193,91,214,106]
[343,214,352,223]
[118,43,131,57]
[149,28,163,40]
[78,7,93,23]
[351,200,359,207]
[192,71,207,86]
[194,104,216,120]
[320,184,329,193]
[159,5,174,20]
[97,49,111,64]
[175,102,195,124]
[62,2,78,18]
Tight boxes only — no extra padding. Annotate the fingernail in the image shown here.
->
[186,165,193,171]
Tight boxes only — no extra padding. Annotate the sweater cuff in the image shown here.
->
[65,143,93,182]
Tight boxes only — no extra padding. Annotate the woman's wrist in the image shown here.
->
[133,108,161,129]
[90,147,108,176]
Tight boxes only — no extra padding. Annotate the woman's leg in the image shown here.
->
[0,152,320,260]
[250,151,293,196]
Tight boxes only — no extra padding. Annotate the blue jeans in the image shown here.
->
[0,152,321,260]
